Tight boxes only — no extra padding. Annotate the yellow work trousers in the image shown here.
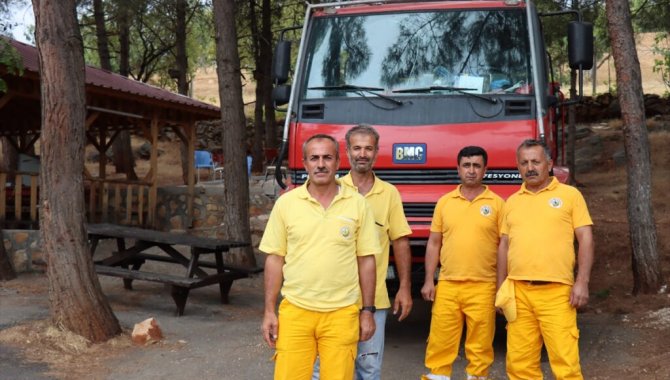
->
[273,299,359,380]
[424,281,496,378]
[506,281,582,380]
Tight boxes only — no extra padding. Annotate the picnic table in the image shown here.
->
[87,223,262,316]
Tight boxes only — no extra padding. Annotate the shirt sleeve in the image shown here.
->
[387,186,412,240]
[571,190,593,228]
[258,197,288,256]
[430,196,446,233]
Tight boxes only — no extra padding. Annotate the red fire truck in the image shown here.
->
[271,0,593,291]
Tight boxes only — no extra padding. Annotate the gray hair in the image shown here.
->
[516,139,551,160]
[345,124,379,150]
[302,134,339,160]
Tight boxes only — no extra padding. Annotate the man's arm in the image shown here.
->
[391,236,413,321]
[496,234,509,289]
[421,231,442,302]
[262,254,284,348]
[570,225,594,308]
[358,254,376,342]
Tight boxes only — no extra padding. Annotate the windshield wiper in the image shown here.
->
[308,84,404,106]
[392,86,498,104]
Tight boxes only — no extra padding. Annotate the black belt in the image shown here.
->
[521,280,553,286]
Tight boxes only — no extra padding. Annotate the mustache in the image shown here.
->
[314,168,329,174]
[525,170,539,177]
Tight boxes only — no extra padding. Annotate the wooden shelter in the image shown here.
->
[0,38,221,229]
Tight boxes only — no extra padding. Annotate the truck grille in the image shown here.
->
[291,169,522,185]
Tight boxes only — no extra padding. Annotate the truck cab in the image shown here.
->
[272,0,593,292]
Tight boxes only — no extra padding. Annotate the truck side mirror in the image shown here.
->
[568,22,593,70]
[272,40,291,85]
[273,85,291,107]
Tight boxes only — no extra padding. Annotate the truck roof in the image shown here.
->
[311,0,526,16]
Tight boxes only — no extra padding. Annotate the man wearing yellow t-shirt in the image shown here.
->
[421,146,504,380]
[260,134,380,380]
[497,139,594,380]
[312,124,413,380]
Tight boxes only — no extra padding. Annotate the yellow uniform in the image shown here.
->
[424,186,504,379]
[259,179,380,380]
[341,173,411,309]
[501,177,593,380]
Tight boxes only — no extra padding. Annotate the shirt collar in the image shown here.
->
[342,171,383,196]
[519,176,559,194]
[297,178,351,201]
[450,184,493,201]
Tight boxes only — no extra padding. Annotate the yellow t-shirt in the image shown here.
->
[430,185,504,282]
[259,179,381,312]
[501,177,593,285]
[341,173,412,309]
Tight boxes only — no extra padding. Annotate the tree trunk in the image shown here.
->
[33,0,121,342]
[177,0,191,184]
[212,0,255,267]
[605,0,663,294]
[117,0,130,77]
[93,0,112,71]
[249,0,265,173]
[261,0,276,150]
[95,0,137,180]
[0,137,18,173]
[0,227,17,281]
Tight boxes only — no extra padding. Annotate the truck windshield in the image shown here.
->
[302,8,532,99]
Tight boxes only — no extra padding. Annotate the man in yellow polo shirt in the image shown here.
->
[421,146,504,380]
[497,139,594,380]
[312,124,413,380]
[260,134,380,380]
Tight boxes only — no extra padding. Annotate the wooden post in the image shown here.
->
[147,116,159,227]
[186,122,196,228]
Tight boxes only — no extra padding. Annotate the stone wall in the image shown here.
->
[4,178,276,274]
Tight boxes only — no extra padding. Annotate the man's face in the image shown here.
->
[346,133,378,174]
[517,146,553,189]
[303,138,339,186]
[457,155,486,187]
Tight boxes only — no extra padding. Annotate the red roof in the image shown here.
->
[7,38,220,114]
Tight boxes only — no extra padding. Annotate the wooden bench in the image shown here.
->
[88,223,260,316]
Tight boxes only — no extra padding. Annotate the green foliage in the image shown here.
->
[0,38,24,93]
[652,32,670,91]
[78,0,215,85]
[631,0,670,33]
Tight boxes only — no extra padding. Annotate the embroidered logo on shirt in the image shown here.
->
[549,197,563,208]
[480,205,492,216]
[340,226,351,238]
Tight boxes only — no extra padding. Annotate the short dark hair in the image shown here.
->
[516,139,551,160]
[457,146,488,166]
[345,124,380,150]
[302,134,339,160]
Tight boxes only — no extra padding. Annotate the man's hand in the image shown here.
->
[393,287,413,321]
[261,311,279,348]
[570,279,590,308]
[359,311,376,341]
[421,280,435,302]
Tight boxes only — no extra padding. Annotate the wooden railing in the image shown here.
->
[85,179,152,227]
[0,172,40,228]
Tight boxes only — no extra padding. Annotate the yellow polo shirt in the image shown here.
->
[259,179,381,312]
[501,177,593,285]
[431,186,504,282]
[341,173,412,309]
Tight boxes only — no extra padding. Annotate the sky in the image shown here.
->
[6,2,34,45]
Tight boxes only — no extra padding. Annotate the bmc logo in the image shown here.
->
[393,143,426,164]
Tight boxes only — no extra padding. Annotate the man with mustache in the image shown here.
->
[497,139,594,380]
[260,133,380,380]
[313,124,413,380]
[421,146,504,380]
